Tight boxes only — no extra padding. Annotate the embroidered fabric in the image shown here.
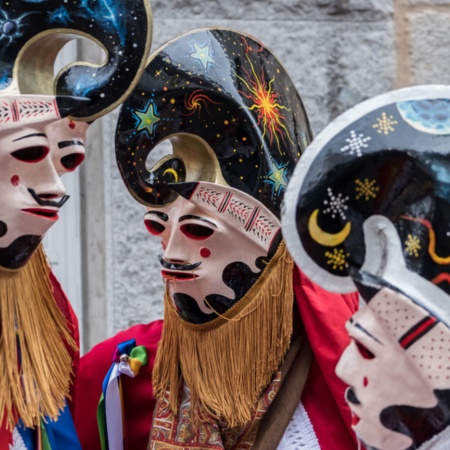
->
[150,373,282,449]
[10,427,27,450]
[276,402,320,450]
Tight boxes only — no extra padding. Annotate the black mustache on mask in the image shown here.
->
[28,188,70,208]
[158,255,201,271]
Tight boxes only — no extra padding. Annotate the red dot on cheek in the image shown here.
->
[363,376,368,387]
[200,248,211,258]
[69,121,75,129]
[11,175,19,186]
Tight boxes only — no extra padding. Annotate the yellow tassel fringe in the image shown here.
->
[153,241,294,428]
[0,245,76,430]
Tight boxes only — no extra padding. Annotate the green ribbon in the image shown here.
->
[130,345,148,366]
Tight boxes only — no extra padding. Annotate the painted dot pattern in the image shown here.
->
[372,288,450,390]
[407,323,450,389]
[373,290,427,340]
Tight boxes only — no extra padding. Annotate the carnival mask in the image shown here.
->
[116,28,312,323]
[0,99,88,269]
[0,0,152,269]
[337,273,450,450]
[282,85,450,449]
[145,181,281,324]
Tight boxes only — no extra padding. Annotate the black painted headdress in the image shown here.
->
[116,28,312,218]
[282,85,450,298]
[0,0,152,119]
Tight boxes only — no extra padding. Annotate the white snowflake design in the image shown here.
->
[323,188,350,220]
[10,427,28,450]
[340,130,371,157]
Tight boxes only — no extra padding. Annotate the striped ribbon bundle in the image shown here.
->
[97,339,148,450]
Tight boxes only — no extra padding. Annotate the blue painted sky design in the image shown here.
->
[78,0,126,45]
[47,6,70,25]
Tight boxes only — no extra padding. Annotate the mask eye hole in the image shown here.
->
[61,153,85,171]
[355,340,375,360]
[180,223,214,240]
[11,146,49,163]
[144,219,165,235]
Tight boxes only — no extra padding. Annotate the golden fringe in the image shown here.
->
[153,241,294,428]
[0,244,77,430]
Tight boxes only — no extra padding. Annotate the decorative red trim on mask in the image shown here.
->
[399,316,438,350]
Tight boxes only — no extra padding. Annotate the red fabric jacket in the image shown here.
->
[75,267,359,449]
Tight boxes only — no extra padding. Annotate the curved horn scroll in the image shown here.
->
[0,0,152,121]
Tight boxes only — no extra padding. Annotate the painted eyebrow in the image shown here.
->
[58,140,85,149]
[146,211,169,222]
[179,215,218,228]
[350,318,383,345]
[12,133,46,142]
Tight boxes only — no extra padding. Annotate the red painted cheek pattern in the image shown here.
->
[200,247,211,258]
[69,120,76,129]
[363,376,368,387]
[11,175,19,186]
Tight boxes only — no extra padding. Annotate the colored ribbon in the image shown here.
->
[7,402,80,450]
[97,339,148,450]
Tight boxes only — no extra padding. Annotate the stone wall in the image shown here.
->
[80,0,450,351]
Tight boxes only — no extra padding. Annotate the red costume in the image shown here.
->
[75,267,359,449]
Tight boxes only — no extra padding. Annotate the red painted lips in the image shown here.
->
[21,208,59,221]
[161,270,198,281]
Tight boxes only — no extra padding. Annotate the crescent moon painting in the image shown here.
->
[163,168,179,183]
[308,209,351,247]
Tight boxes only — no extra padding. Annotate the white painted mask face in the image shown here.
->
[336,286,450,450]
[0,106,88,269]
[144,182,282,324]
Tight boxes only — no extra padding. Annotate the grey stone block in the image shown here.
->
[409,11,450,85]
[151,0,393,21]
[107,113,166,332]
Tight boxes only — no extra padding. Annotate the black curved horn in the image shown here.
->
[0,0,152,121]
